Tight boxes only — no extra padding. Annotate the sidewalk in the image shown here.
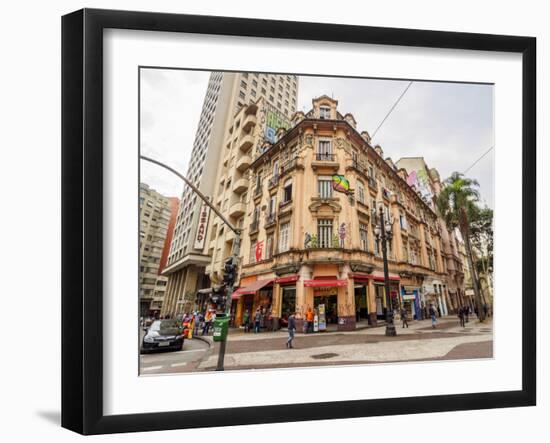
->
[196,316,493,371]
[223,314,484,341]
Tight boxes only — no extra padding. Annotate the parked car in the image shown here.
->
[141,319,184,353]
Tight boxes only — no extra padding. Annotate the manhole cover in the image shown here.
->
[311,353,339,360]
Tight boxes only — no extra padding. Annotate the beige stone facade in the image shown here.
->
[220,96,465,331]
[394,157,466,315]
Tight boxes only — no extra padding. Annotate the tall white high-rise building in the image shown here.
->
[162,71,299,316]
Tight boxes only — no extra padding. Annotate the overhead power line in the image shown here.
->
[463,146,494,175]
[371,81,414,140]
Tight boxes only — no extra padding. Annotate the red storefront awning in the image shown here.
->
[348,272,400,282]
[232,279,274,299]
[348,273,370,282]
[275,275,299,284]
[371,271,400,282]
[304,277,347,288]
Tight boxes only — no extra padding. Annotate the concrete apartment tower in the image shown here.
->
[139,183,179,318]
[162,71,299,316]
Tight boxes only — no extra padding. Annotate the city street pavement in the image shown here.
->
[139,337,210,375]
[195,315,493,371]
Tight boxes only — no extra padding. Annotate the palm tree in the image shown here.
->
[436,172,485,321]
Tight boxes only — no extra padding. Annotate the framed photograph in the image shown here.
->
[62,8,536,435]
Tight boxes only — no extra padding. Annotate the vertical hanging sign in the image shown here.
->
[194,201,211,250]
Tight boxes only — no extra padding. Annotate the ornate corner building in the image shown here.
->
[206,95,468,331]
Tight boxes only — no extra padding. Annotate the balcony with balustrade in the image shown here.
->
[232,177,249,194]
[229,202,246,218]
[264,212,277,229]
[311,152,339,171]
[238,134,254,152]
[268,175,280,190]
[236,154,252,172]
[279,157,302,177]
[242,113,257,132]
[249,219,260,235]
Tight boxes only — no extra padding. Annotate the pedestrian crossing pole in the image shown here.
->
[374,203,397,337]
[216,236,241,371]
[140,155,242,370]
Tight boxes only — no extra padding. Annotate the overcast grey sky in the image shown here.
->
[140,69,494,208]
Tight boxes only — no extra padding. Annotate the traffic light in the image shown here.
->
[223,256,238,287]
[210,285,226,309]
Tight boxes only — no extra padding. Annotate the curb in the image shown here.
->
[192,335,213,348]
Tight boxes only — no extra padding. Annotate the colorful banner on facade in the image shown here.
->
[331,175,354,195]
[406,169,434,203]
[264,107,291,143]
[255,240,264,262]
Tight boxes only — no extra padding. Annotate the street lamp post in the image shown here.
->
[140,155,241,371]
[374,204,397,337]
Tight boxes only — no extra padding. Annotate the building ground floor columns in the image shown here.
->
[234,263,453,332]
[161,264,209,318]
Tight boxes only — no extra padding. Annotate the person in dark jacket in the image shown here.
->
[400,307,409,328]
[286,312,296,349]
[429,305,437,328]
[243,309,250,332]
[458,306,465,328]
[254,309,261,333]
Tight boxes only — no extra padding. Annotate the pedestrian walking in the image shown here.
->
[400,307,409,328]
[243,309,250,332]
[202,310,213,335]
[306,307,314,333]
[483,303,489,319]
[429,304,437,328]
[458,306,465,328]
[464,305,470,323]
[195,312,203,336]
[286,312,296,348]
[254,308,261,333]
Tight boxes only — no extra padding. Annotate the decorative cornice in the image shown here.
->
[308,197,342,213]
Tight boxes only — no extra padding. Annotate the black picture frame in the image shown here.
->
[62,8,536,435]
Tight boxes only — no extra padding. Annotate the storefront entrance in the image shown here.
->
[401,286,420,319]
[314,293,338,325]
[280,286,296,328]
[241,294,254,326]
[354,285,369,323]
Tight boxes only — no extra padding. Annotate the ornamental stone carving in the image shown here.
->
[308,197,342,213]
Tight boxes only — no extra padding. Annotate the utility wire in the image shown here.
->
[463,146,494,175]
[371,81,413,140]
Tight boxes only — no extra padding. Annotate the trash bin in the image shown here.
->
[213,315,229,342]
